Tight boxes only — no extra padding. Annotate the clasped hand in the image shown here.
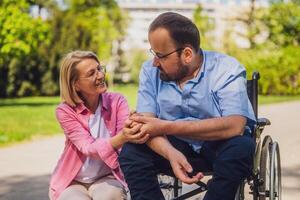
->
[121,112,150,144]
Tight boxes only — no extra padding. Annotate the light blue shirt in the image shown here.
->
[136,50,256,153]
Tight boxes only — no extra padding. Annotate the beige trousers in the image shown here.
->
[58,175,127,200]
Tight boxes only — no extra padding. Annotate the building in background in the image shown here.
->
[117,0,268,50]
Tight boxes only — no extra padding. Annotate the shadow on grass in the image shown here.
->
[0,174,50,200]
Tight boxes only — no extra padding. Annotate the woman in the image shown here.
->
[49,50,148,200]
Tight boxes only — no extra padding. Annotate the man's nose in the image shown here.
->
[153,56,160,67]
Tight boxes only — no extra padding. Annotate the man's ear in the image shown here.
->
[182,47,193,63]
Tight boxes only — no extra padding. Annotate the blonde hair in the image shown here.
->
[59,50,100,107]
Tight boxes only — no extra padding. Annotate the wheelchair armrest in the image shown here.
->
[257,117,271,127]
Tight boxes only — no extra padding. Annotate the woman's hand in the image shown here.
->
[130,114,169,137]
[111,111,150,149]
[121,117,150,144]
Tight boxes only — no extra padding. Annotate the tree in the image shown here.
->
[0,0,128,97]
[0,0,50,97]
[262,2,300,47]
[193,4,215,49]
[223,1,300,95]
[232,0,267,49]
[39,0,128,95]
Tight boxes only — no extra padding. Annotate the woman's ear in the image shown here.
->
[74,81,80,92]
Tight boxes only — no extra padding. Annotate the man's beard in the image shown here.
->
[159,61,189,82]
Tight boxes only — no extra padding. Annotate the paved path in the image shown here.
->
[0,101,300,200]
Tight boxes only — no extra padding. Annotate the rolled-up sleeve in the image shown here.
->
[211,58,255,125]
[216,73,250,117]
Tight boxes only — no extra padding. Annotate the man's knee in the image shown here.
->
[220,135,255,160]
[214,136,255,179]
[119,143,153,173]
[119,143,145,163]
[231,136,255,158]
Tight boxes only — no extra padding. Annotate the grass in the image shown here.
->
[259,95,300,105]
[0,85,138,147]
[0,84,300,147]
[110,84,138,109]
[0,96,61,146]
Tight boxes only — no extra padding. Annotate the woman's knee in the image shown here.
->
[90,178,127,200]
[58,184,89,200]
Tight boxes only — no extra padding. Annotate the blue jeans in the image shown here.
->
[119,135,255,200]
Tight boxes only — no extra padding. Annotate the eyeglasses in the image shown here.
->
[149,48,184,59]
[78,64,106,80]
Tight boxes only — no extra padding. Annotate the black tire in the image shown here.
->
[259,136,281,200]
[234,181,245,200]
[259,135,272,200]
[158,175,182,200]
[269,142,282,200]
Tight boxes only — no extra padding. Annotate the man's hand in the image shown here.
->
[168,149,203,184]
[130,115,168,137]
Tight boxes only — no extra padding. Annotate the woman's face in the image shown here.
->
[75,58,107,99]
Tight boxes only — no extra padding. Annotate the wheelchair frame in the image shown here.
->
[159,72,282,200]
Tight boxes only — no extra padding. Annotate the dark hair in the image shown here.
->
[149,12,200,52]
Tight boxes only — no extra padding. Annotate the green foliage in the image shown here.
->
[232,0,266,49]
[193,4,215,49]
[38,1,126,95]
[0,0,127,97]
[0,0,50,97]
[262,2,300,47]
[125,49,149,84]
[221,1,300,95]
[235,46,300,95]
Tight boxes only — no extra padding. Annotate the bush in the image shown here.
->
[125,49,149,84]
[17,81,38,96]
[235,46,300,95]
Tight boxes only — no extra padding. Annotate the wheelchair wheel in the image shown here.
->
[270,142,281,200]
[158,175,182,200]
[259,136,282,200]
[234,180,245,200]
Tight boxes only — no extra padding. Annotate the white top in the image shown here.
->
[75,102,112,183]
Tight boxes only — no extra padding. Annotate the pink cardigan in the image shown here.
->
[49,92,129,200]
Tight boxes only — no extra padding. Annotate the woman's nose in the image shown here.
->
[96,70,104,79]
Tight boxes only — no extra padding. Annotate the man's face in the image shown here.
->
[148,28,188,82]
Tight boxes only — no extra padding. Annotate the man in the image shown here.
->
[119,12,256,200]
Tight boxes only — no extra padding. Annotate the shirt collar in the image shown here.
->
[190,48,206,83]
[74,94,108,114]
[101,94,109,111]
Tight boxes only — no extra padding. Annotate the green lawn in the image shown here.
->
[0,85,138,147]
[0,96,61,146]
[0,84,300,147]
[259,95,300,104]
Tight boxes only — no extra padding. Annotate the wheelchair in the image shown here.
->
[158,72,282,200]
